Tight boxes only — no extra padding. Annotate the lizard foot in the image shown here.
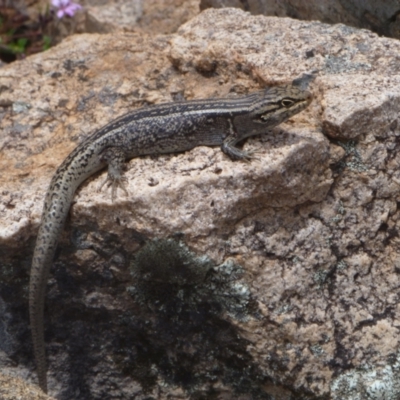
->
[98,175,129,202]
[240,147,262,162]
[221,139,262,162]
[99,146,129,201]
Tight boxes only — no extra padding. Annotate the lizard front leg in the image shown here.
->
[221,135,257,161]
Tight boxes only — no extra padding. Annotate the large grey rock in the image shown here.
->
[1,7,400,400]
[201,0,400,39]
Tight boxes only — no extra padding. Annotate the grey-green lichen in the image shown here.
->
[331,200,346,223]
[336,260,348,271]
[325,54,372,74]
[331,356,400,399]
[337,140,368,172]
[313,268,330,289]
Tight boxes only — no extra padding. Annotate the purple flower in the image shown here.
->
[51,0,82,18]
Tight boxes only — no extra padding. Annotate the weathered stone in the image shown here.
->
[83,0,143,33]
[82,0,199,35]
[1,7,400,400]
[0,371,56,400]
[25,0,198,42]
[200,0,400,39]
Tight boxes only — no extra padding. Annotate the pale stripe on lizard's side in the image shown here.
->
[29,74,313,393]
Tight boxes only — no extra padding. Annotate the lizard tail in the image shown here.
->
[29,178,74,393]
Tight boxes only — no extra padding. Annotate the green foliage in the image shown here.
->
[43,35,52,51]
[8,37,28,54]
[0,2,79,62]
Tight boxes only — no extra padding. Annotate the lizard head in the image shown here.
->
[249,81,312,127]
[232,77,313,140]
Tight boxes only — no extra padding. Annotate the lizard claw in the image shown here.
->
[221,141,262,162]
[241,147,263,162]
[98,175,129,202]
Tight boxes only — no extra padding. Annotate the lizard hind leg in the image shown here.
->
[98,147,129,201]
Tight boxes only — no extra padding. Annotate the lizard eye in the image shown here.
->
[281,98,295,107]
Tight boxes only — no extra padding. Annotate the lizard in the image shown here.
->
[29,74,313,393]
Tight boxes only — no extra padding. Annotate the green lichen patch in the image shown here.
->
[113,238,271,398]
[129,239,252,320]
